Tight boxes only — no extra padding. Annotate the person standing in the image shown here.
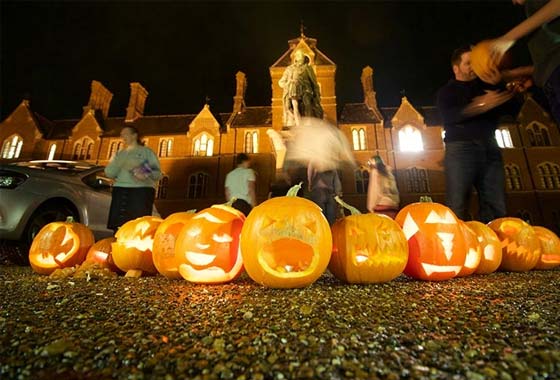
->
[436,46,515,223]
[225,153,257,216]
[307,161,342,226]
[105,126,162,233]
[366,155,400,219]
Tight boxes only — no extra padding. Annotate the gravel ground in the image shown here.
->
[1,263,559,380]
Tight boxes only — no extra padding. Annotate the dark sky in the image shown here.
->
[1,1,533,121]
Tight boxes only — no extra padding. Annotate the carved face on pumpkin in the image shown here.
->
[330,213,408,283]
[465,221,502,275]
[395,202,466,281]
[488,217,540,272]
[29,218,94,275]
[533,226,560,270]
[456,222,482,277]
[175,205,245,284]
[240,196,332,288]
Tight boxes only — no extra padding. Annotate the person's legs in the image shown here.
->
[475,143,506,223]
[324,195,337,226]
[543,65,560,125]
[232,199,253,216]
[444,141,479,220]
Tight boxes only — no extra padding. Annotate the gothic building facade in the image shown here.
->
[1,33,560,233]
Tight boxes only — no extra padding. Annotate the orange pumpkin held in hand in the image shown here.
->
[111,216,163,277]
[29,216,94,275]
[152,211,196,278]
[488,217,540,272]
[470,39,512,82]
[533,226,560,270]
[465,221,502,275]
[456,221,482,277]
[395,197,466,281]
[329,197,408,284]
[84,237,119,272]
[175,204,245,284]
[240,183,332,288]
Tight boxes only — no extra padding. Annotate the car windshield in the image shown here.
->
[13,161,98,174]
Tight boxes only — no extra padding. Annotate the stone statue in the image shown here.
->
[279,49,324,127]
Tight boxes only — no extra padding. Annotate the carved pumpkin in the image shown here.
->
[84,237,119,272]
[329,197,408,283]
[456,222,482,277]
[152,211,196,278]
[175,204,245,284]
[29,217,94,275]
[240,183,332,288]
[395,197,466,281]
[465,221,502,275]
[111,216,163,277]
[533,226,560,270]
[488,217,540,272]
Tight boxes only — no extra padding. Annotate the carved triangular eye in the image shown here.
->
[304,220,317,234]
[261,215,276,230]
[402,213,419,240]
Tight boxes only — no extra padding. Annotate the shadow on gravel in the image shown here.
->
[0,239,30,266]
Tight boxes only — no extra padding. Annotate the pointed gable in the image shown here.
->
[389,97,426,130]
[0,100,45,140]
[517,95,556,127]
[188,104,225,137]
[271,34,335,68]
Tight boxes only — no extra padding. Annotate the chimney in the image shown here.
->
[125,82,149,122]
[82,80,113,119]
[233,71,246,114]
[361,66,379,112]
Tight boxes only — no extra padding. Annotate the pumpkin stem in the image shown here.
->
[65,216,74,223]
[419,196,433,203]
[186,209,197,213]
[286,182,303,197]
[334,196,362,215]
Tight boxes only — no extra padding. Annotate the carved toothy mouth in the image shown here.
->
[258,238,316,276]
[185,251,216,266]
[421,263,462,276]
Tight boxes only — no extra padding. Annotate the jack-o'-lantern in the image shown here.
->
[329,197,408,283]
[488,217,540,272]
[84,237,119,272]
[175,204,245,284]
[456,222,482,277]
[152,211,196,278]
[465,221,502,275]
[111,216,163,277]
[29,216,94,275]
[240,183,332,288]
[533,226,560,270]
[395,197,466,281]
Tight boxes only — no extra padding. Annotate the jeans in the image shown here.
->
[310,187,337,226]
[444,140,506,223]
[543,65,560,126]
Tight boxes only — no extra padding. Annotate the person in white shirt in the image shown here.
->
[225,153,257,216]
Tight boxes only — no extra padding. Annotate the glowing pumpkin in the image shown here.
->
[533,226,560,270]
[29,217,94,275]
[395,197,466,281]
[488,217,540,272]
[329,197,408,283]
[456,221,482,277]
[465,221,502,275]
[240,183,332,288]
[84,237,119,272]
[152,211,196,278]
[175,204,245,284]
[111,216,163,277]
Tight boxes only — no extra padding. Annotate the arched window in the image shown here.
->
[495,128,513,148]
[47,143,57,160]
[156,176,169,199]
[244,131,259,153]
[73,143,82,160]
[187,172,209,198]
[406,167,430,193]
[1,134,23,159]
[399,126,423,152]
[351,128,367,151]
[354,168,370,193]
[537,162,560,189]
[159,138,174,157]
[108,140,120,160]
[527,123,551,146]
[504,163,522,191]
[193,133,214,156]
[72,137,94,160]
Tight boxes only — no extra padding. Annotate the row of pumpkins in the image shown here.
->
[29,185,560,287]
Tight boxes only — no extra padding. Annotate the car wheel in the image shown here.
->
[23,204,79,247]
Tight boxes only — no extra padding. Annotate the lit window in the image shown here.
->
[47,143,57,160]
[159,138,174,157]
[193,133,214,156]
[1,135,23,159]
[399,126,423,152]
[495,129,513,148]
[351,128,367,150]
[244,131,259,154]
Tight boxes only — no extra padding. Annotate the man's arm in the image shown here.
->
[225,186,231,202]
[247,180,256,206]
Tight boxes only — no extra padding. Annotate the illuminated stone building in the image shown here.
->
[1,32,559,233]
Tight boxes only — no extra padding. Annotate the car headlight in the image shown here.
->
[0,171,28,189]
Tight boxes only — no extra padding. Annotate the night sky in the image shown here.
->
[1,1,535,121]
